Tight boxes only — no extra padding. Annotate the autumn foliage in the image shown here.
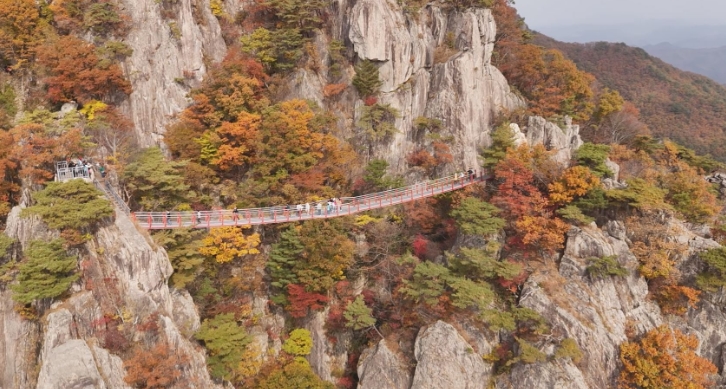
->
[198,226,261,264]
[123,342,189,389]
[37,35,131,103]
[619,325,716,389]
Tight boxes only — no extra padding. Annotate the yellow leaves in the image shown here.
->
[594,88,624,121]
[79,100,108,120]
[548,166,601,205]
[199,226,260,264]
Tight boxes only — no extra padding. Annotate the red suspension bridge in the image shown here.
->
[128,172,486,230]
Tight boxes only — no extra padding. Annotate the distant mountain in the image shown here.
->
[534,34,726,160]
[534,21,726,49]
[642,43,726,84]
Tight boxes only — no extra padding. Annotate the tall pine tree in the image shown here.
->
[267,226,303,290]
[352,60,382,97]
[11,239,78,304]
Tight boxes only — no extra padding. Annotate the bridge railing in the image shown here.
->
[132,171,485,229]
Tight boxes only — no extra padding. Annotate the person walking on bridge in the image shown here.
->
[304,202,310,216]
[316,202,322,216]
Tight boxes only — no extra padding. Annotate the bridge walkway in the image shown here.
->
[132,173,485,230]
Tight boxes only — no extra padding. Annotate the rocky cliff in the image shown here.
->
[0,203,219,388]
[118,0,227,147]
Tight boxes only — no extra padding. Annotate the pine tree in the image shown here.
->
[11,239,78,305]
[574,143,612,178]
[195,313,252,381]
[344,295,376,331]
[121,147,189,210]
[267,226,303,289]
[23,179,114,231]
[482,122,516,169]
[450,197,505,236]
[352,60,382,97]
[152,229,205,289]
[448,247,522,281]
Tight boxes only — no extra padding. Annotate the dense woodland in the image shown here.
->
[535,34,726,161]
[1,0,726,388]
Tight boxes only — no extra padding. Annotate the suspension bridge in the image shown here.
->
[54,162,485,229]
[128,172,486,229]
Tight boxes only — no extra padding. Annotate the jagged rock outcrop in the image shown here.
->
[513,223,662,388]
[118,0,227,147]
[496,359,588,389]
[343,1,523,171]
[410,321,492,389]
[511,116,583,164]
[0,203,220,388]
[0,290,40,389]
[357,340,412,389]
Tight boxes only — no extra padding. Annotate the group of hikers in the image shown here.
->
[66,158,107,180]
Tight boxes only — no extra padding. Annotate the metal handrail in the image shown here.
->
[94,177,131,215]
[132,171,486,229]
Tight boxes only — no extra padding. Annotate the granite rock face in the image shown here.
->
[410,321,492,389]
[357,340,412,389]
[0,203,220,389]
[118,0,227,147]
[336,1,524,172]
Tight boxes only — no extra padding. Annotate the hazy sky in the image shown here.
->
[513,0,726,28]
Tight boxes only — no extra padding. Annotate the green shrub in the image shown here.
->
[83,2,125,36]
[357,103,399,141]
[122,147,189,210]
[23,180,113,231]
[606,178,669,210]
[362,159,403,190]
[555,338,583,363]
[11,239,78,305]
[513,338,546,364]
[344,295,376,331]
[696,247,726,292]
[556,204,594,225]
[574,143,612,178]
[195,313,251,380]
[482,122,515,169]
[0,84,16,129]
[586,255,628,279]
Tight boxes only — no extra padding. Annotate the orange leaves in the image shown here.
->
[10,123,83,184]
[37,35,131,103]
[0,0,43,66]
[619,325,716,389]
[491,157,548,221]
[213,112,261,172]
[323,83,347,97]
[515,216,570,254]
[654,285,701,316]
[548,166,601,205]
[491,0,595,121]
[123,342,189,389]
[198,226,261,264]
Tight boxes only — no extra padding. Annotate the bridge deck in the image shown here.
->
[132,173,485,229]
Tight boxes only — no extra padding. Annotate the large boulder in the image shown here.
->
[411,321,492,389]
